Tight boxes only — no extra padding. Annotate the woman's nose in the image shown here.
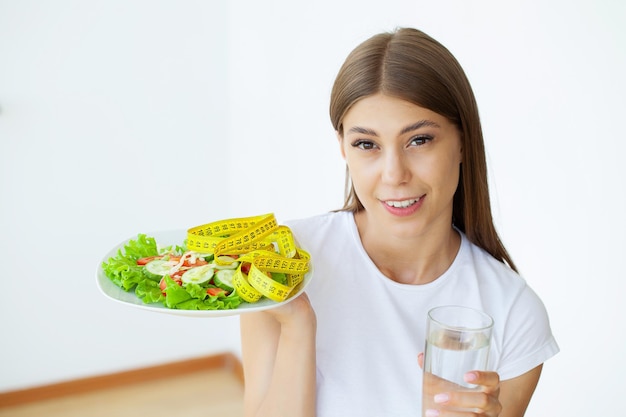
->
[381,150,410,185]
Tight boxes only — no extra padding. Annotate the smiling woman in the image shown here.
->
[330,28,513,271]
[239,27,559,417]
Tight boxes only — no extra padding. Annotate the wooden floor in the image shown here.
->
[0,353,244,417]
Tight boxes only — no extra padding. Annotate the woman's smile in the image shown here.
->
[381,196,424,216]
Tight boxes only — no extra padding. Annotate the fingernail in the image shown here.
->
[434,393,450,403]
[425,410,439,417]
[464,372,478,383]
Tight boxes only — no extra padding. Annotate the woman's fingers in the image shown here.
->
[424,371,502,417]
[465,370,500,392]
[425,391,501,417]
[433,389,500,412]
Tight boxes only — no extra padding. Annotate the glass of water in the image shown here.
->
[422,305,493,416]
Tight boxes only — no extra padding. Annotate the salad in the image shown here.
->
[101,214,310,311]
[102,234,253,310]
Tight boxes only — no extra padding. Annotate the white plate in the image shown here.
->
[96,229,313,318]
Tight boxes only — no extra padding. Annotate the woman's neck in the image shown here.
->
[354,211,461,285]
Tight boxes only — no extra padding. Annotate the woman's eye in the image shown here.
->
[410,135,433,146]
[352,140,377,150]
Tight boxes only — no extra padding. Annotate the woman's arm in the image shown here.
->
[499,365,543,417]
[240,293,317,417]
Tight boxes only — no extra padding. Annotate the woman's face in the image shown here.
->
[339,93,462,239]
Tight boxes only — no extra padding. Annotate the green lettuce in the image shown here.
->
[162,276,242,310]
[102,234,242,310]
[101,234,159,291]
[135,279,165,304]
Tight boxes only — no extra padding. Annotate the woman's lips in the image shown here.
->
[381,196,424,216]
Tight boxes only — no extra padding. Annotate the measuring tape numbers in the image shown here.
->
[186,213,311,303]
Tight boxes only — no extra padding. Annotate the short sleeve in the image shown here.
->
[496,284,560,380]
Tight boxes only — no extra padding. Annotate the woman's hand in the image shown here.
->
[262,292,316,329]
[419,352,502,417]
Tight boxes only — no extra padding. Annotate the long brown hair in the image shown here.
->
[330,27,517,272]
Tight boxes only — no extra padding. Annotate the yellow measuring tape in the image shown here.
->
[187,213,310,303]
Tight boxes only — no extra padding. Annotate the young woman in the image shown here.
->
[240,27,559,417]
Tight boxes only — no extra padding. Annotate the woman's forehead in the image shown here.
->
[342,94,454,132]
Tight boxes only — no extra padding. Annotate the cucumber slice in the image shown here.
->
[213,256,239,270]
[181,264,214,285]
[213,269,235,291]
[144,259,172,280]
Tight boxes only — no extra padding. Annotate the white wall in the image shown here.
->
[0,0,241,391]
[1,1,625,416]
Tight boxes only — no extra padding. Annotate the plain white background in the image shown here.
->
[1,1,625,416]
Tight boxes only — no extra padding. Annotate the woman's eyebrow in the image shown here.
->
[399,120,441,135]
[347,126,378,136]
[346,120,441,137]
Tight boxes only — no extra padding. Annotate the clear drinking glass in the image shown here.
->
[422,305,494,416]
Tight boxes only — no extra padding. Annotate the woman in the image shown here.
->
[240,27,559,417]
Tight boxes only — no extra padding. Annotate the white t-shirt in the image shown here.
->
[286,211,559,417]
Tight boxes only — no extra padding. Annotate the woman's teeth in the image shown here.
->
[385,198,418,208]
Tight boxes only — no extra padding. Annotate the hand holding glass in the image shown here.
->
[422,305,494,416]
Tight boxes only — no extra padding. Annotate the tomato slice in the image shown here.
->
[207,287,227,297]
[183,258,208,267]
[170,269,186,279]
[137,256,161,265]
[159,276,183,294]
